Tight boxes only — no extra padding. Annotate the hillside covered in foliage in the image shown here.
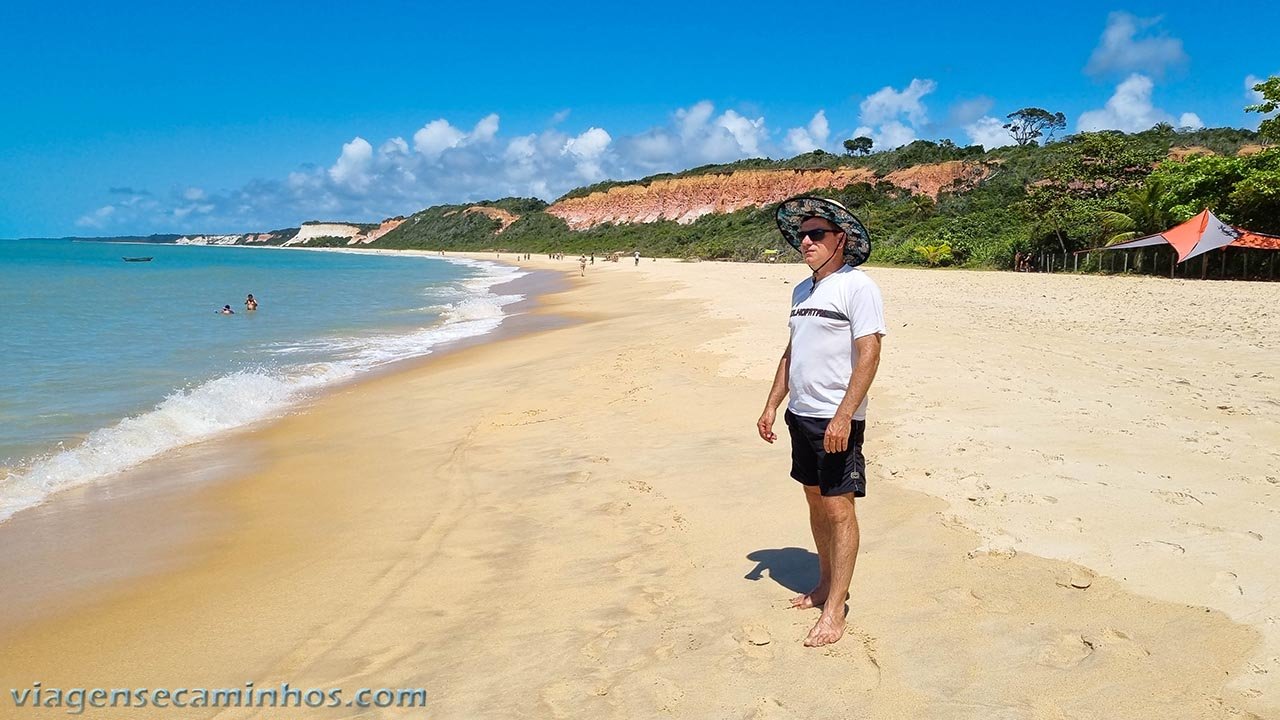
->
[370,117,1275,271]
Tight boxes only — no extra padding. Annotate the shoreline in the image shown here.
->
[0,249,555,526]
[0,256,574,636]
[0,259,1275,718]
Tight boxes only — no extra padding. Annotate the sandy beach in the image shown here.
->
[1,256,1277,719]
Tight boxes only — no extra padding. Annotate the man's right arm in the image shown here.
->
[756,342,791,443]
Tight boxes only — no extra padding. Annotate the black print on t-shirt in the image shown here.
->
[790,308,849,322]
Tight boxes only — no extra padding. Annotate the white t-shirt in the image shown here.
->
[787,265,886,420]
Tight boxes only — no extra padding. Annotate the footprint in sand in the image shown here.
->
[932,586,984,609]
[735,623,772,647]
[743,696,806,720]
[1037,633,1094,669]
[819,631,882,690]
[1054,568,1095,590]
[628,480,653,493]
[539,679,608,719]
[1152,489,1203,505]
[1211,570,1245,596]
[744,696,803,720]
[1136,539,1186,554]
[722,624,776,674]
[581,628,619,662]
[626,586,675,618]
[1091,628,1151,659]
[598,500,631,516]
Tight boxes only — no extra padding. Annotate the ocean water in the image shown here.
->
[0,239,526,522]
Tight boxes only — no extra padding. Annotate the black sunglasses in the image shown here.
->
[796,228,843,243]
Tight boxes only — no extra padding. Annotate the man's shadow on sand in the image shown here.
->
[744,547,820,593]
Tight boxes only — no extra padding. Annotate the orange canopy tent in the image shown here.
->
[1099,209,1277,261]
[1091,209,1280,279]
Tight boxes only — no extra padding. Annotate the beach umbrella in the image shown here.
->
[1104,209,1240,263]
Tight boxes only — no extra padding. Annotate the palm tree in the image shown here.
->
[1098,179,1173,246]
[1097,179,1176,273]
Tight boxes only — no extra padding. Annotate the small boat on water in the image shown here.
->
[122,256,154,262]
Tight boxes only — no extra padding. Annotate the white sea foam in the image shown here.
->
[0,258,527,524]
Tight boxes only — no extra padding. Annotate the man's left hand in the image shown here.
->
[824,414,852,453]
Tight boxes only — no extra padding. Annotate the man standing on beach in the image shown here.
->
[756,196,885,647]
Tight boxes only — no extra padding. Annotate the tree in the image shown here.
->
[1003,108,1067,146]
[1147,148,1280,234]
[1044,131,1165,198]
[843,136,873,156]
[1246,75,1280,143]
[1098,179,1175,245]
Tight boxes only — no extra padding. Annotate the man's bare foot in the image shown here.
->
[790,585,828,609]
[803,614,846,647]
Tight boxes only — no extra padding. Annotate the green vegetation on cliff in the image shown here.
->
[361,87,1280,271]
[366,124,1275,270]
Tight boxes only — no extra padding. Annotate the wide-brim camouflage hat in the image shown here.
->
[775,196,871,268]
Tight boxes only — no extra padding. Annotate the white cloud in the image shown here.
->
[860,79,935,127]
[328,137,374,190]
[1245,74,1266,103]
[183,187,206,201]
[876,121,918,149]
[471,113,500,143]
[716,110,767,156]
[1178,112,1204,129]
[1078,74,1172,132]
[504,135,537,162]
[563,127,612,180]
[783,110,830,154]
[380,137,409,157]
[676,101,716,141]
[852,121,916,152]
[76,205,115,228]
[853,79,935,150]
[73,102,840,233]
[964,117,1015,149]
[1085,12,1187,78]
[413,119,466,157]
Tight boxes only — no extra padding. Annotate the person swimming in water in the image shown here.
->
[245,294,258,311]
[218,305,235,315]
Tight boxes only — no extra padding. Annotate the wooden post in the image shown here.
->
[1222,247,1228,279]
[1123,252,1129,273]
[1244,250,1250,281]
[1074,253,1079,272]
[1201,254,1208,279]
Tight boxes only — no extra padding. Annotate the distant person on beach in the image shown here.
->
[633,250,641,266]
[756,196,884,648]
[218,305,235,315]
[245,294,258,311]
[579,254,588,276]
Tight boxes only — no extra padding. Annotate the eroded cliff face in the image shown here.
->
[284,223,361,246]
[350,218,405,244]
[441,206,520,233]
[546,162,989,230]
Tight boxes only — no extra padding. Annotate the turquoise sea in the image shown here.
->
[0,239,526,522]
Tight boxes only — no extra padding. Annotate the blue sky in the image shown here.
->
[1,0,1277,238]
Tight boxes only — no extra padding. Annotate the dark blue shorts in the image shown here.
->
[784,410,867,497]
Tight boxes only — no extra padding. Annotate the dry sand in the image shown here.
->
[1,256,1277,719]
